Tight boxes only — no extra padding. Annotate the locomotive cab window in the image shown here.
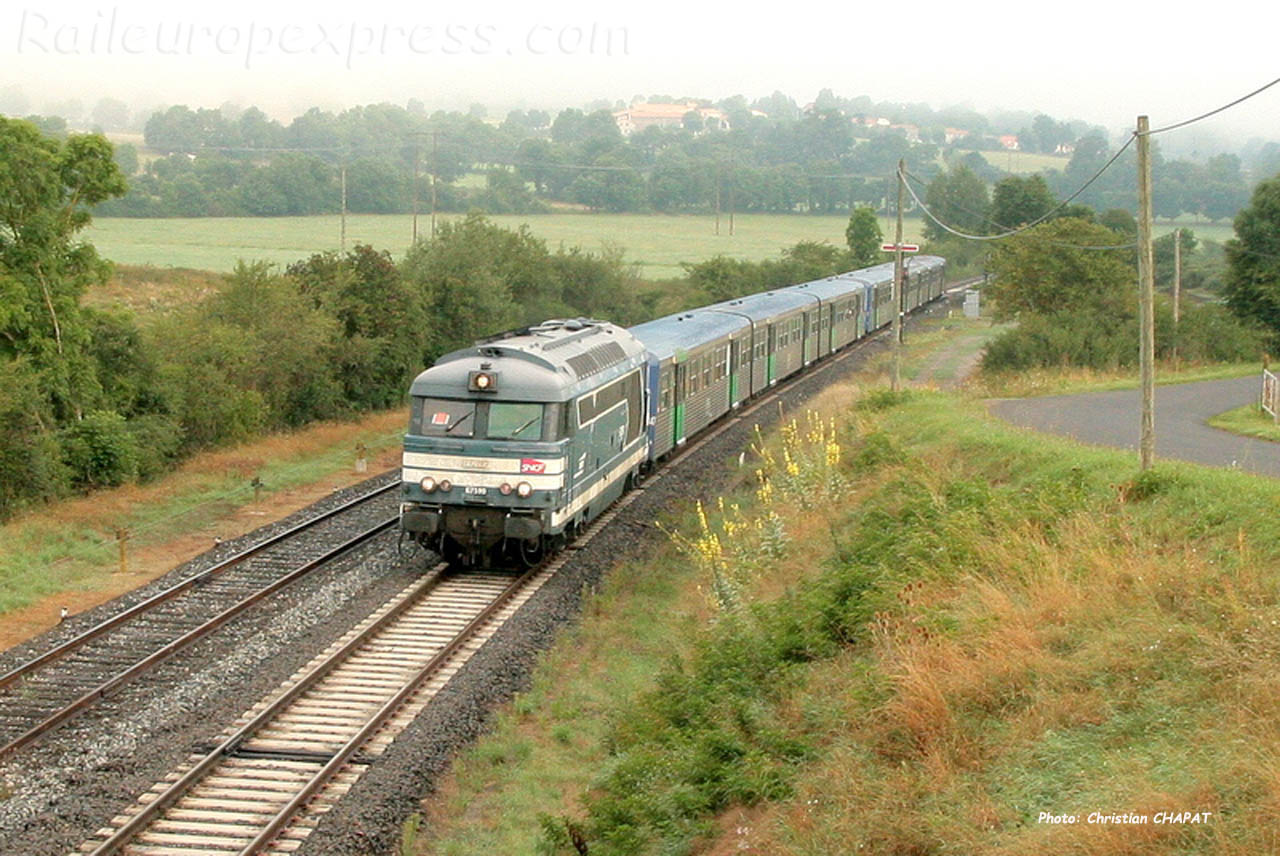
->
[486,402,545,440]
[415,398,477,437]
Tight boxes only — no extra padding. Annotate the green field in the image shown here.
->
[85,213,929,278]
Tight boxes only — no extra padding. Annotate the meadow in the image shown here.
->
[85,213,928,278]
[87,210,1233,281]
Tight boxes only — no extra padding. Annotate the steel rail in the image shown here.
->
[0,516,398,763]
[0,479,398,693]
[82,560,539,856]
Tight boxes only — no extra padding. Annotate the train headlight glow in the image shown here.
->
[516,481,534,498]
[420,476,437,493]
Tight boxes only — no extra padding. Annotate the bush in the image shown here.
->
[1173,302,1267,363]
[981,308,1137,372]
[126,414,185,481]
[0,360,69,517]
[61,410,139,489]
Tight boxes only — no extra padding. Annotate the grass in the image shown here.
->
[418,542,708,856]
[1208,403,1280,442]
[406,323,1280,855]
[86,264,227,315]
[974,361,1260,399]
[83,213,929,278]
[960,149,1071,175]
[0,409,406,639]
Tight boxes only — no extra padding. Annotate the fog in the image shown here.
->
[4,0,1277,149]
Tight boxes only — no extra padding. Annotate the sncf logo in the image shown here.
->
[520,458,546,475]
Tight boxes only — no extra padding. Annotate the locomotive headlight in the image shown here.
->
[438,479,452,492]
[468,370,499,392]
[499,482,513,495]
[420,476,437,493]
[516,481,534,498]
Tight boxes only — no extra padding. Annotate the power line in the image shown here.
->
[900,133,1137,243]
[1143,75,1280,136]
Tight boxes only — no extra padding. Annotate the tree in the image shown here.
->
[922,165,990,240]
[1224,175,1280,337]
[0,118,127,421]
[990,174,1056,229]
[986,217,1135,321]
[845,206,883,267]
[287,245,431,409]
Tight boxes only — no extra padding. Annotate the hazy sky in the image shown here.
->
[6,0,1279,145]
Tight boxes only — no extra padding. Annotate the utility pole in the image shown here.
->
[727,154,735,236]
[714,162,721,236]
[412,139,421,244]
[1172,227,1182,366]
[892,159,905,393]
[1136,116,1156,471]
[1172,228,1182,323]
[339,163,347,253]
[430,131,439,238]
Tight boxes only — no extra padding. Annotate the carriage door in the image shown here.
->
[674,361,688,444]
[729,339,741,406]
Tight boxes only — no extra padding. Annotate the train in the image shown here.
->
[399,255,947,566]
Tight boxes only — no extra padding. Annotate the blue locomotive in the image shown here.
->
[400,255,946,566]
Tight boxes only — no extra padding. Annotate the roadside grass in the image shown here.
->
[1208,402,1280,442]
[410,373,1280,855]
[0,410,406,633]
[84,213,929,278]
[975,360,1260,398]
[730,396,1280,856]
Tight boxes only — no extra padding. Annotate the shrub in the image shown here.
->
[61,410,139,489]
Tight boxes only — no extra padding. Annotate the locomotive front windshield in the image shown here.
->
[413,398,557,441]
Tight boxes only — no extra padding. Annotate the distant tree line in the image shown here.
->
[1,117,682,518]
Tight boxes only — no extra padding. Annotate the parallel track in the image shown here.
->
[0,480,400,762]
[75,489,644,856]
[60,288,959,855]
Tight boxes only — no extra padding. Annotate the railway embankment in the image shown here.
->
[416,383,1280,855]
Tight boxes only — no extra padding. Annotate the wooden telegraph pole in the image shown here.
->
[891,159,906,392]
[1171,227,1182,366]
[339,163,348,253]
[1136,116,1156,470]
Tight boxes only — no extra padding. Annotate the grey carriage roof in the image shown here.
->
[627,309,750,362]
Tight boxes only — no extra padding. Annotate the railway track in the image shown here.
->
[74,489,643,856]
[20,290,962,856]
[0,479,401,763]
[64,296,923,853]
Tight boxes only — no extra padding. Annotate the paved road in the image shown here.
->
[988,376,1280,478]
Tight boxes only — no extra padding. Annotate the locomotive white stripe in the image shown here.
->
[402,451,567,476]
[401,466,564,492]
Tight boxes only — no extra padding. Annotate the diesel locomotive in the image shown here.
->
[400,255,946,566]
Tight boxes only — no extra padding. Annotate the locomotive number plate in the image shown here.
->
[464,486,487,495]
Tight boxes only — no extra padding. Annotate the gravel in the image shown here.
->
[0,296,959,856]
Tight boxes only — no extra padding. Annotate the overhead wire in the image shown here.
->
[1143,75,1280,136]
[899,133,1137,244]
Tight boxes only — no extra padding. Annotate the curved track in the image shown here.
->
[67,290,951,856]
